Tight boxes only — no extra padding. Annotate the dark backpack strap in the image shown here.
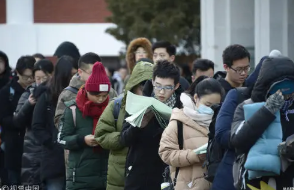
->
[113,96,123,128]
[65,86,79,94]
[174,120,183,186]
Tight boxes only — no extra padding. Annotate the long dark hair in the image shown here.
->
[186,75,209,97]
[186,75,224,102]
[48,55,75,106]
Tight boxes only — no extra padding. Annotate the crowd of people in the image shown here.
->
[0,38,293,190]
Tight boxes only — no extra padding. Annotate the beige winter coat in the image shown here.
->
[159,108,211,190]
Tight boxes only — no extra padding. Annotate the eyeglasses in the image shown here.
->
[135,51,147,55]
[153,85,174,92]
[21,74,34,81]
[81,69,92,75]
[35,76,48,82]
[230,66,250,74]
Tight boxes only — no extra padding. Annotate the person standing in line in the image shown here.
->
[32,55,76,190]
[120,60,183,190]
[152,41,190,90]
[0,56,35,185]
[159,77,224,190]
[59,62,111,190]
[124,37,153,86]
[95,59,154,190]
[14,59,54,187]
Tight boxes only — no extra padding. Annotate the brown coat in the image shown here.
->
[159,108,211,190]
[126,37,153,74]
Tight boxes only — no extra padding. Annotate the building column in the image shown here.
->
[6,0,33,24]
[254,0,293,63]
[201,0,254,72]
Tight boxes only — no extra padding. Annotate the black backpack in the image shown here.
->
[204,87,250,182]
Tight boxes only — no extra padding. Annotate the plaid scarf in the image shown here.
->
[151,93,177,128]
[164,93,177,108]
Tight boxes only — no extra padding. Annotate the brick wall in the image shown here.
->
[0,0,6,23]
[34,0,111,23]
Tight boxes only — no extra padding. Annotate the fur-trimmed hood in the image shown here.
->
[126,38,153,74]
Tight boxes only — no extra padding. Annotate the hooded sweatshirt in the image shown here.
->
[95,60,154,190]
[0,51,11,90]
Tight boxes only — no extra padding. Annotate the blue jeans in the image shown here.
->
[44,177,65,190]
[7,169,20,185]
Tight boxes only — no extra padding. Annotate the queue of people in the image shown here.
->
[0,39,293,190]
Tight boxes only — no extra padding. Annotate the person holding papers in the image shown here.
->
[59,62,111,190]
[159,77,224,190]
[95,59,154,190]
[120,60,183,190]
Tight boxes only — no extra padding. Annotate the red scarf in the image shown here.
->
[76,88,109,150]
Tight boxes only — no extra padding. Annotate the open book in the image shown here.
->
[125,91,172,128]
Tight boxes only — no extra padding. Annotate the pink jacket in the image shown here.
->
[159,108,211,190]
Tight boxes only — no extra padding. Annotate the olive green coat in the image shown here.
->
[95,60,154,190]
[59,101,109,190]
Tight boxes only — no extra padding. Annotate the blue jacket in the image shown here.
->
[212,57,267,190]
[244,102,282,180]
[212,89,241,190]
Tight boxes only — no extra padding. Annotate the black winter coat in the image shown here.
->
[32,85,65,181]
[0,51,11,90]
[13,84,42,185]
[0,77,25,170]
[120,80,183,190]
[231,56,294,189]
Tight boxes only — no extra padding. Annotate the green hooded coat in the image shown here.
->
[95,61,154,190]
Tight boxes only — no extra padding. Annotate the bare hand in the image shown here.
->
[140,110,154,128]
[84,135,99,147]
[198,153,206,161]
[28,94,36,105]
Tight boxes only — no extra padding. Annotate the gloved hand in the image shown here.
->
[278,134,294,160]
[264,90,285,114]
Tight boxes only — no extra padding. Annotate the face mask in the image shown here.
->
[196,104,214,115]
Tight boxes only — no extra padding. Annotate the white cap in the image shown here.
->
[269,50,282,58]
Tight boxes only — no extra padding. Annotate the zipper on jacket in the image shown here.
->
[73,168,76,184]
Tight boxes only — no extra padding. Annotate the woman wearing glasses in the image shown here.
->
[124,38,153,86]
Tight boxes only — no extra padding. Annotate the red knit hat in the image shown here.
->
[85,62,111,92]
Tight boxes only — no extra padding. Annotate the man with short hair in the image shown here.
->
[54,52,117,127]
[218,44,251,95]
[0,56,35,185]
[120,60,183,190]
[192,59,214,82]
[210,45,251,190]
[152,41,190,90]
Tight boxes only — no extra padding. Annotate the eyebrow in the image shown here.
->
[155,82,173,86]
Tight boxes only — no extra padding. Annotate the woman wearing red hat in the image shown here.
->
[59,62,111,190]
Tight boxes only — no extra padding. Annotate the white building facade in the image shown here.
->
[0,0,125,68]
[201,0,294,71]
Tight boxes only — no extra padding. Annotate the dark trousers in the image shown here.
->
[7,169,21,185]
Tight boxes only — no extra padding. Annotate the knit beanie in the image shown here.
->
[85,62,111,92]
